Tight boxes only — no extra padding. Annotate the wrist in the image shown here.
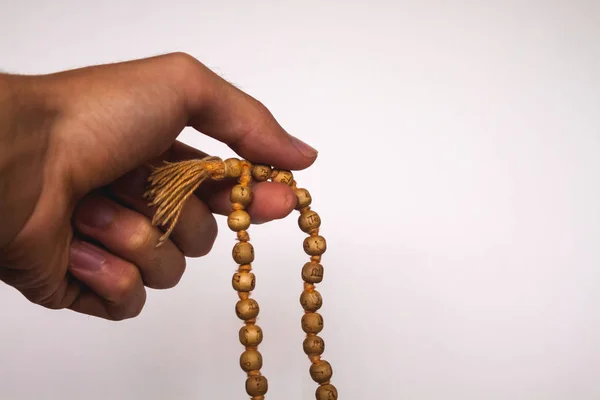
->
[0,74,52,248]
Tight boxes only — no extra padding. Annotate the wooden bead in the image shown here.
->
[252,165,271,181]
[232,272,255,292]
[294,188,312,209]
[245,375,268,396]
[302,262,324,283]
[301,312,324,334]
[298,210,321,233]
[224,158,242,178]
[230,184,253,207]
[228,210,251,231]
[303,235,327,256]
[315,384,338,400]
[309,360,333,384]
[240,350,263,372]
[236,299,259,320]
[303,335,325,357]
[300,290,323,312]
[239,324,263,346]
[271,169,293,185]
[232,242,254,264]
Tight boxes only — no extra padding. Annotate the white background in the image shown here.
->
[1,1,600,399]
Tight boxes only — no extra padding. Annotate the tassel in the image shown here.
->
[143,156,226,247]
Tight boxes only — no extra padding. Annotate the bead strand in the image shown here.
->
[229,159,268,399]
[295,182,338,400]
[145,156,339,398]
[257,165,338,400]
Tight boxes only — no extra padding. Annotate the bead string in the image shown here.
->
[289,176,338,400]
[229,160,268,399]
[144,157,338,400]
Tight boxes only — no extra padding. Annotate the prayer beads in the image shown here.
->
[144,156,338,399]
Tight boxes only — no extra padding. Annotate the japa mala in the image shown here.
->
[143,156,338,400]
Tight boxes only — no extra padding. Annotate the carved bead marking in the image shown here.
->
[228,210,251,231]
[316,384,338,400]
[231,184,253,206]
[298,210,321,233]
[240,350,263,372]
[232,241,255,264]
[294,188,312,210]
[300,290,323,312]
[303,335,325,356]
[301,312,324,334]
[309,360,333,384]
[303,235,327,256]
[245,375,268,396]
[302,262,324,283]
[239,324,263,346]
[272,169,293,186]
[232,272,255,292]
[236,299,260,320]
[224,158,242,178]
[252,165,271,181]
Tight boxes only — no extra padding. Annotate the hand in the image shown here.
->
[0,52,318,320]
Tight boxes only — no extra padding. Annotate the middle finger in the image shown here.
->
[109,165,218,257]
[73,193,187,290]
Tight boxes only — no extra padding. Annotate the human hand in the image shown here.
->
[0,53,318,320]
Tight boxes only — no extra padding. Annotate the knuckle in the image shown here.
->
[167,51,198,67]
[14,264,72,311]
[146,253,186,290]
[165,52,203,78]
[170,255,187,284]
[110,314,128,322]
[246,100,273,133]
[227,98,274,150]
[112,267,141,304]
[128,302,145,319]
[230,99,276,151]
[34,280,78,311]
[125,222,154,252]
[199,220,218,256]
[253,98,272,116]
[109,293,146,321]
[36,291,65,310]
[185,219,218,258]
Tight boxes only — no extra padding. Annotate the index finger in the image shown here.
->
[179,53,319,170]
[44,52,319,192]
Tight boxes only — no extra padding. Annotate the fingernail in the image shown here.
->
[78,198,116,229]
[291,136,318,158]
[69,241,106,271]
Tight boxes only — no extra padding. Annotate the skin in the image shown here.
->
[0,52,318,321]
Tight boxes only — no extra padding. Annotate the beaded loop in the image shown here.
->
[229,161,270,397]
[144,157,338,399]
